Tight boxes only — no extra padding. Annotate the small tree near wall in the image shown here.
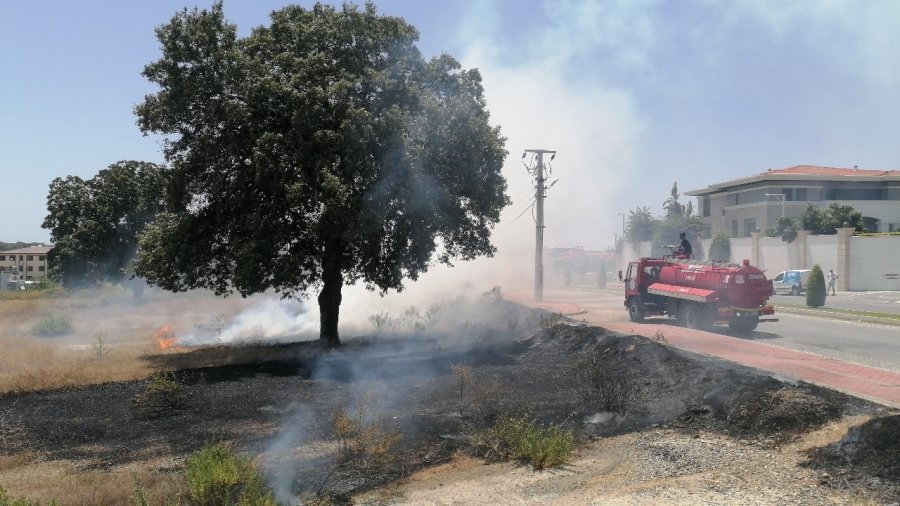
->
[708,231,731,262]
[806,265,827,307]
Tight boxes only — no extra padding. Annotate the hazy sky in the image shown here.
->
[2,0,899,249]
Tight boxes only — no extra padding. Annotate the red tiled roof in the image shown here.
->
[767,165,900,177]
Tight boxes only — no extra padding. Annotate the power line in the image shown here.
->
[498,198,536,233]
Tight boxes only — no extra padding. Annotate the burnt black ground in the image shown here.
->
[0,301,895,502]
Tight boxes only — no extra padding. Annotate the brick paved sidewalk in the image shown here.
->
[511,296,900,408]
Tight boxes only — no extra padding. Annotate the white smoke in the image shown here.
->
[177,298,319,346]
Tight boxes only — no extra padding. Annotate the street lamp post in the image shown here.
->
[764,193,786,220]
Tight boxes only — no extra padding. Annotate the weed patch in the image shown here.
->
[331,402,401,474]
[184,443,274,506]
[30,316,72,338]
[130,372,187,415]
[566,350,642,414]
[480,416,575,469]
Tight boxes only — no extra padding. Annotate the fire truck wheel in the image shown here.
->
[728,314,759,334]
[680,303,712,330]
[628,296,645,322]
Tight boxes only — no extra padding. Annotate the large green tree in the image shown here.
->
[42,161,167,293]
[625,206,658,244]
[799,202,866,234]
[133,3,508,346]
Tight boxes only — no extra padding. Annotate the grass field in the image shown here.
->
[0,287,283,504]
[0,287,254,395]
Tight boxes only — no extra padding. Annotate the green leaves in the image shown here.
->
[42,161,166,289]
[798,202,866,234]
[136,4,508,295]
[134,3,508,342]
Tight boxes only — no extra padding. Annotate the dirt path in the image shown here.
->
[357,416,883,505]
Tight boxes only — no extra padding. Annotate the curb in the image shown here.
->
[774,306,900,327]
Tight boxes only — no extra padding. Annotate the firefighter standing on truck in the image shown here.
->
[678,232,693,258]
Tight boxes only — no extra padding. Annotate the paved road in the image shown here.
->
[511,285,900,407]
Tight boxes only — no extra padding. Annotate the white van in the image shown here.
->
[772,270,811,295]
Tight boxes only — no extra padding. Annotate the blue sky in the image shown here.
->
[2,0,899,249]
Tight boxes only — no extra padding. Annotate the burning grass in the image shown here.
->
[0,288,257,396]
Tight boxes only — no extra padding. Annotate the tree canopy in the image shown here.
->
[708,230,731,262]
[650,181,707,259]
[663,182,692,219]
[799,202,866,234]
[766,217,799,243]
[42,161,167,292]
[133,2,509,346]
[625,206,657,244]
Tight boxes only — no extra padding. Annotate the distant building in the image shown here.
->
[0,246,52,281]
[686,165,900,237]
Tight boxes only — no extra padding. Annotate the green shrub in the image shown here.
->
[491,417,575,469]
[184,444,275,506]
[130,372,186,415]
[31,315,73,337]
[806,265,827,307]
[708,230,731,262]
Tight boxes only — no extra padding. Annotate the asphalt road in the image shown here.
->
[542,285,900,373]
[727,313,899,372]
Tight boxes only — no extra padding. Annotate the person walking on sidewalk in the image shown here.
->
[827,268,839,295]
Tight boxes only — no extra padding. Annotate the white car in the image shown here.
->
[772,270,811,296]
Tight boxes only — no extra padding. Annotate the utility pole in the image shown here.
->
[523,149,556,302]
[766,193,787,224]
[617,212,626,272]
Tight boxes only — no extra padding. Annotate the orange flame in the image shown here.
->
[156,325,177,350]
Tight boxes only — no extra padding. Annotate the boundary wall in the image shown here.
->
[620,228,900,291]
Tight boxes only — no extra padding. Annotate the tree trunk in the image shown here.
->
[318,242,344,347]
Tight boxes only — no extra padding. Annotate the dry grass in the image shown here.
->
[0,455,180,506]
[0,288,252,395]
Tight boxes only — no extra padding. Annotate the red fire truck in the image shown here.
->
[620,254,777,333]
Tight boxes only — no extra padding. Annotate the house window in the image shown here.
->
[27,266,33,272]
[702,197,710,217]
[39,266,45,272]
[795,188,807,201]
[26,255,33,261]
[0,255,5,261]
[732,220,738,237]
[39,255,45,261]
[728,193,740,205]
[782,189,794,201]
[743,219,756,237]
